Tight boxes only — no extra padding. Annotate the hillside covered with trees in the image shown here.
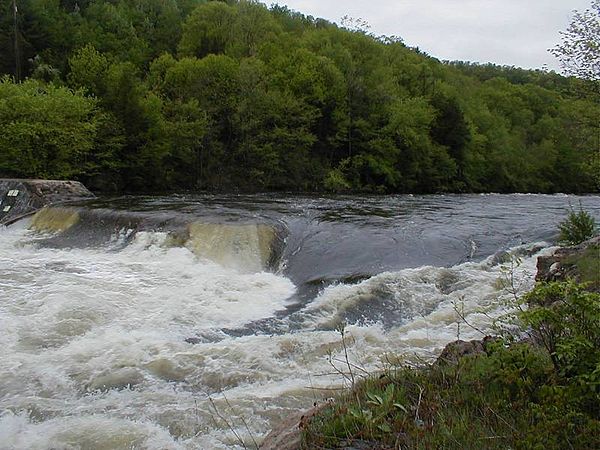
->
[0,0,598,193]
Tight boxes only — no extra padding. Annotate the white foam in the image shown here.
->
[302,243,554,355]
[0,224,554,448]
[0,412,182,450]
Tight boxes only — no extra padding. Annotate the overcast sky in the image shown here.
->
[269,0,590,71]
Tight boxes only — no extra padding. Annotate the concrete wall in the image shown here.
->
[0,179,94,225]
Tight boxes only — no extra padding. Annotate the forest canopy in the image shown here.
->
[0,0,598,193]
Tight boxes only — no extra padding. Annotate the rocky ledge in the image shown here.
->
[260,403,331,450]
[0,179,94,225]
[536,235,600,291]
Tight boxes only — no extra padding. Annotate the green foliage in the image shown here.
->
[564,245,600,290]
[178,1,237,58]
[324,166,351,193]
[67,45,110,96]
[0,76,110,180]
[558,205,598,245]
[303,281,600,450]
[0,0,599,193]
[551,0,600,83]
[77,0,150,66]
[522,281,600,380]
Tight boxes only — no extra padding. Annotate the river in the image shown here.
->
[0,193,598,449]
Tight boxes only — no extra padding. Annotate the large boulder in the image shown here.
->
[0,179,93,225]
[434,336,500,367]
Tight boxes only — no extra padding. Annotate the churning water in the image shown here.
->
[0,194,598,449]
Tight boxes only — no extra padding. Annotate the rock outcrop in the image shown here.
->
[0,179,94,225]
[536,236,600,289]
[434,336,501,367]
[260,403,331,450]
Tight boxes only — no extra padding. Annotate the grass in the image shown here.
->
[303,343,600,449]
[302,281,600,450]
[563,244,600,291]
[302,234,600,449]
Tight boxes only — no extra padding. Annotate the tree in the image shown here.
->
[551,1,600,84]
[178,1,236,58]
[429,92,471,179]
[0,0,598,194]
[67,44,110,96]
[77,1,149,66]
[0,77,101,179]
[551,1,600,192]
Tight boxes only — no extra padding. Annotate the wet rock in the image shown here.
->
[490,250,512,267]
[435,336,500,366]
[0,178,94,225]
[260,402,330,450]
[88,368,144,392]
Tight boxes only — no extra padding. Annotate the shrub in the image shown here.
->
[303,281,600,449]
[521,281,600,382]
[323,167,351,193]
[558,205,597,245]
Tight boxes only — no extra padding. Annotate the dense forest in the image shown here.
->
[0,0,598,193]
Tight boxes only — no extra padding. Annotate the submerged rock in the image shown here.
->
[145,358,190,382]
[88,368,144,392]
[29,207,81,232]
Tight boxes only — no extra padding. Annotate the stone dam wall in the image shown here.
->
[0,179,94,226]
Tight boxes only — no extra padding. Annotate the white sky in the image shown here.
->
[269,0,591,71]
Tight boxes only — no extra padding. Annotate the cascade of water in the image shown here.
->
[0,193,598,449]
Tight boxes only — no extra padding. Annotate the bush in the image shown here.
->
[558,205,597,245]
[521,281,600,382]
[302,281,600,449]
[323,167,351,193]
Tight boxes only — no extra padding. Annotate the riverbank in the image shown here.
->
[265,237,600,449]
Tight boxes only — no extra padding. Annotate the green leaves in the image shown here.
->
[178,1,236,58]
[558,205,598,245]
[522,281,600,380]
[1,1,599,193]
[0,77,100,179]
[68,45,110,96]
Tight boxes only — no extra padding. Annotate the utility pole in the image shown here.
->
[13,0,21,81]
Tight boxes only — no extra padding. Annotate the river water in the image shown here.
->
[0,194,598,449]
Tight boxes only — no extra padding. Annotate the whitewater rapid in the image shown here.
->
[0,194,597,449]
